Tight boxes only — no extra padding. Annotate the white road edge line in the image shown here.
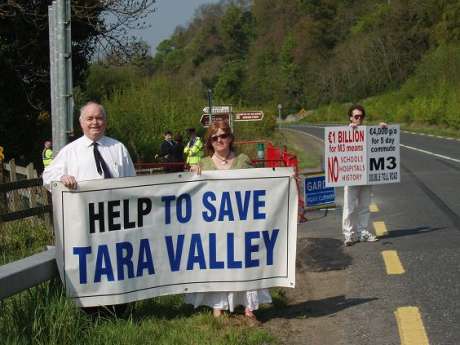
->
[402,130,460,142]
[281,127,325,143]
[400,144,460,163]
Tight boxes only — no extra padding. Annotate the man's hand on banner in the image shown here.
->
[60,175,78,189]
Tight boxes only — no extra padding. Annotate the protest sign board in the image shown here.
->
[304,174,335,208]
[325,125,400,187]
[51,168,298,307]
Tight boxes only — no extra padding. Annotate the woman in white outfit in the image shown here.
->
[185,121,272,319]
[342,104,386,246]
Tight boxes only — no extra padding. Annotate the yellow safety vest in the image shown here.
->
[42,148,53,167]
[184,137,203,165]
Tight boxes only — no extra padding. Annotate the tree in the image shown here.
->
[219,4,254,59]
[0,0,156,165]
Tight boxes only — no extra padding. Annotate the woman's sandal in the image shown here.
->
[244,308,257,319]
[213,308,223,318]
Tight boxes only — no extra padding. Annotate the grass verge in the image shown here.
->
[0,220,277,345]
[0,279,277,345]
[273,129,322,171]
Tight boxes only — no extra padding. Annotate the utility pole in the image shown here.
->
[64,0,74,137]
[277,104,282,127]
[207,89,213,125]
[49,0,73,155]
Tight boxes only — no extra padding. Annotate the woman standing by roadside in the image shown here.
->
[343,104,387,246]
[185,121,272,319]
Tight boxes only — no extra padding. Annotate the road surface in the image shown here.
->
[284,124,460,345]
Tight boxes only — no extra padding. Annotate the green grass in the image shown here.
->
[273,130,322,171]
[0,218,54,265]
[0,279,276,345]
[0,220,277,345]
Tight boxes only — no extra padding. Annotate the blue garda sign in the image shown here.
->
[304,174,335,208]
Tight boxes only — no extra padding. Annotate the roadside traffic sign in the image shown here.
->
[304,174,335,208]
[200,113,230,127]
[203,106,231,114]
[234,111,264,121]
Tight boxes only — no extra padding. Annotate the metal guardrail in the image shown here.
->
[0,248,57,299]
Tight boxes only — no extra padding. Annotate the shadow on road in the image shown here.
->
[259,295,377,321]
[297,238,352,272]
[381,226,445,241]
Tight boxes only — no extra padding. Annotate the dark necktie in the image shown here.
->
[93,142,112,178]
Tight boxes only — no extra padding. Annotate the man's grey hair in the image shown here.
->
[79,101,107,120]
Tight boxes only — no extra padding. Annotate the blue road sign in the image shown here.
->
[304,174,336,208]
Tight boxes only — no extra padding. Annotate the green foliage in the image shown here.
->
[148,0,455,115]
[0,219,53,265]
[302,43,460,132]
[219,5,254,59]
[153,39,187,73]
[103,77,207,161]
[82,63,141,102]
[350,3,391,35]
[102,74,277,162]
[279,34,305,112]
[433,2,460,44]
[214,60,246,103]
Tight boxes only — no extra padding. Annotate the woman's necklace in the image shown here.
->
[213,152,232,165]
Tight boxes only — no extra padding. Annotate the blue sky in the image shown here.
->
[132,0,221,53]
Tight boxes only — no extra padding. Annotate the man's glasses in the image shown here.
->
[353,114,364,120]
[211,133,230,142]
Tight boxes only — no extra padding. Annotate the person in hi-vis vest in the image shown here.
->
[42,140,53,168]
[184,127,203,167]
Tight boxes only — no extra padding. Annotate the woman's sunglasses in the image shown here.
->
[211,133,230,142]
[353,114,364,120]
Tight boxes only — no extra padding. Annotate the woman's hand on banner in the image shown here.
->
[190,164,201,175]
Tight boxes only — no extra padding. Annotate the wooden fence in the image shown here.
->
[0,159,51,224]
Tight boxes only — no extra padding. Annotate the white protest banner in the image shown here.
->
[325,125,400,187]
[51,167,298,307]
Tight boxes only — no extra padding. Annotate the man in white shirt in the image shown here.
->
[43,101,136,315]
[43,101,136,189]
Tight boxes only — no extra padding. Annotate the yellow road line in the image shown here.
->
[381,250,405,275]
[395,307,430,345]
[369,203,379,212]
[373,221,388,237]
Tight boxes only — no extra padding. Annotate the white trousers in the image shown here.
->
[342,185,372,239]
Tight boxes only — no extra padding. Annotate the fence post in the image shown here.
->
[9,159,19,211]
[9,158,17,182]
[0,160,6,215]
[0,159,3,183]
[26,163,38,208]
